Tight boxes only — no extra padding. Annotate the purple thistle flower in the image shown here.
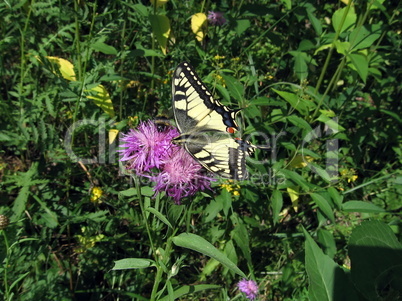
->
[153,148,214,204]
[119,121,179,174]
[238,279,259,300]
[208,11,227,26]
[119,120,214,203]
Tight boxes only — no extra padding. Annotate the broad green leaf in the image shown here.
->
[310,193,335,223]
[45,56,76,81]
[316,115,346,132]
[332,6,356,34]
[191,13,207,42]
[172,233,246,278]
[272,89,315,116]
[149,14,170,54]
[304,228,358,301]
[287,115,313,132]
[271,190,283,225]
[279,169,314,191]
[112,258,155,270]
[91,40,117,55]
[328,187,343,209]
[289,51,308,81]
[307,162,333,183]
[204,197,223,223]
[119,188,138,197]
[11,162,40,221]
[342,201,385,213]
[317,229,336,258]
[349,24,382,51]
[86,84,115,118]
[230,214,251,263]
[307,10,322,35]
[235,19,251,35]
[146,207,173,228]
[334,40,351,56]
[315,43,332,55]
[158,284,221,301]
[220,74,244,102]
[348,53,368,83]
[349,221,402,300]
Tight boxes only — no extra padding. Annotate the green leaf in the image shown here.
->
[271,190,283,225]
[304,228,358,301]
[172,233,246,278]
[317,229,336,258]
[332,6,356,34]
[289,51,308,81]
[307,10,322,35]
[91,40,117,55]
[158,284,221,301]
[287,115,313,132]
[349,221,402,300]
[333,41,350,56]
[316,114,346,132]
[310,193,335,223]
[328,187,343,209]
[235,19,251,35]
[348,53,368,83]
[86,84,115,118]
[146,207,173,229]
[342,201,385,213]
[272,89,315,116]
[149,14,170,55]
[230,214,251,263]
[11,162,40,221]
[349,24,382,51]
[220,74,244,102]
[112,258,155,270]
[279,169,314,191]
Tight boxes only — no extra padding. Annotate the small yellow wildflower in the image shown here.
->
[221,181,241,196]
[214,55,226,60]
[75,226,105,253]
[340,169,358,183]
[90,186,103,204]
[231,57,240,61]
[213,73,226,87]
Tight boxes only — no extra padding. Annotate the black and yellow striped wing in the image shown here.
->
[172,62,254,180]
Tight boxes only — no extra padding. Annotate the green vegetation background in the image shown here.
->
[0,1,401,300]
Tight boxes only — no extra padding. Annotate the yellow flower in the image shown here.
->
[213,73,226,87]
[75,226,105,253]
[214,55,225,60]
[340,169,358,183]
[90,187,103,204]
[221,180,241,196]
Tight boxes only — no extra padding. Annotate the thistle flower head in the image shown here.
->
[119,121,179,174]
[238,279,259,300]
[208,11,227,26]
[119,120,214,203]
[153,148,214,204]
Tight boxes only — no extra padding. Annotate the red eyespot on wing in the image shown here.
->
[227,127,236,134]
